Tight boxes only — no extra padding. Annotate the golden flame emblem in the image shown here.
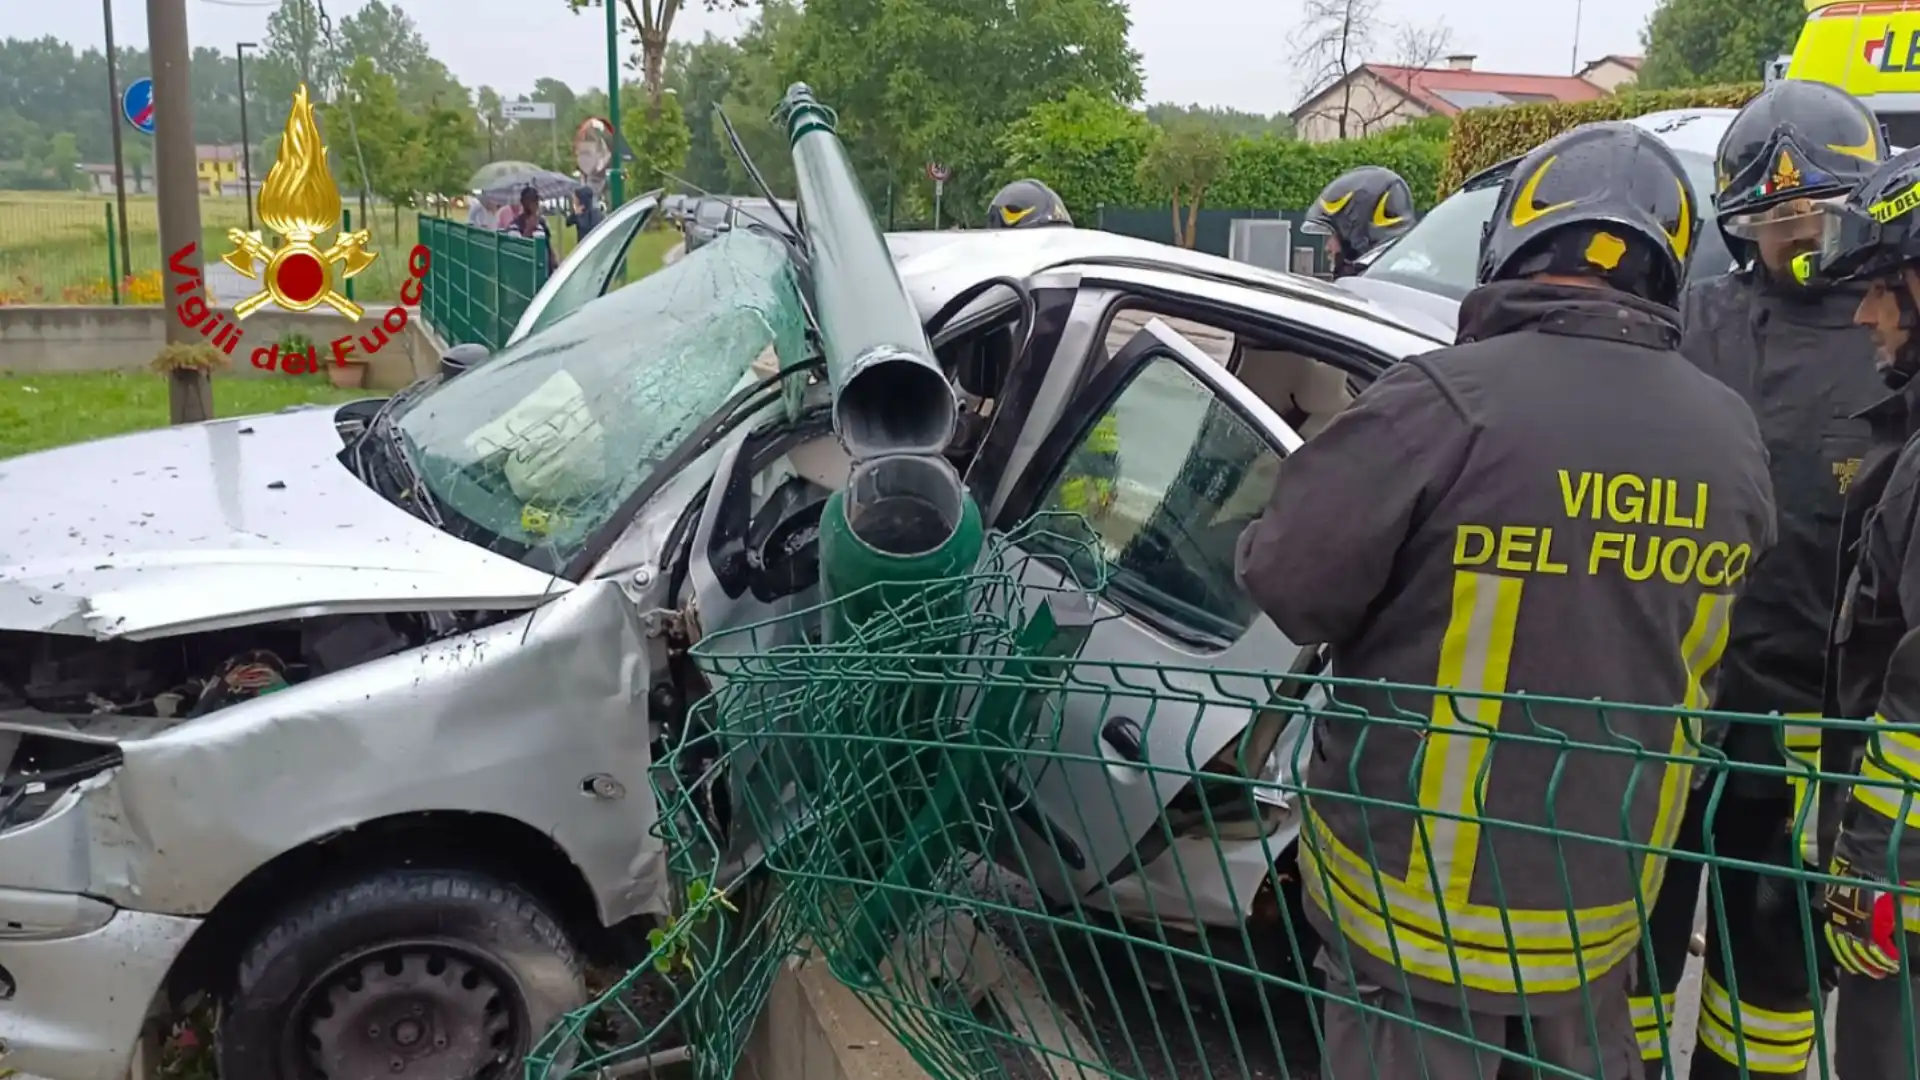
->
[221,84,377,319]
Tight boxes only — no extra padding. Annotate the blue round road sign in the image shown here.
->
[123,78,155,135]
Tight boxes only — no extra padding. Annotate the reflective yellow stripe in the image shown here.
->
[1299,829,1641,995]
[1853,756,1920,829]
[1306,807,1642,948]
[1697,974,1815,1074]
[1406,571,1521,908]
[1630,992,1675,1060]
[1086,412,1120,454]
[1640,593,1732,898]
[1702,975,1815,1040]
[1783,714,1823,863]
[1302,586,1727,992]
[1870,713,1920,780]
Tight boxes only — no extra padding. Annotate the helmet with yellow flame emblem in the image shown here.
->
[1478,121,1699,308]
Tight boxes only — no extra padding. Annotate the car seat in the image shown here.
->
[1234,347,1353,439]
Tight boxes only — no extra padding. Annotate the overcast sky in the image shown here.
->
[15,0,1661,113]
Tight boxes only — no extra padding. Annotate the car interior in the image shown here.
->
[683,291,1377,657]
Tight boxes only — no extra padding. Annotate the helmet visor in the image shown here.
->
[1298,218,1334,235]
[1808,199,1891,281]
[1721,195,1843,241]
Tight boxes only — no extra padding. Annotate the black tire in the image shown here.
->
[217,869,586,1080]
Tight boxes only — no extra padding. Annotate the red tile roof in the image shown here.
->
[1359,63,1609,116]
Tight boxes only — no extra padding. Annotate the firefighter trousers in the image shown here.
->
[1631,786,1823,1078]
[1317,950,1640,1080]
[1836,969,1920,1077]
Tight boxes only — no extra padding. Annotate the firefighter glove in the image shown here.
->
[1825,857,1905,979]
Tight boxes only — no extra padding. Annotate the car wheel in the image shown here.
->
[217,869,585,1080]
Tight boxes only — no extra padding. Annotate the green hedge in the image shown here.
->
[1439,83,1763,194]
[1210,124,1447,212]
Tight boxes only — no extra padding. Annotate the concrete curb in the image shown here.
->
[744,957,930,1080]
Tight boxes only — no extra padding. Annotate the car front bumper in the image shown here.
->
[0,890,199,1080]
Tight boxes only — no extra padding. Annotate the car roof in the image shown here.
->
[883,227,1449,343]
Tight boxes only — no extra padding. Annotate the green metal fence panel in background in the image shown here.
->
[418,216,550,352]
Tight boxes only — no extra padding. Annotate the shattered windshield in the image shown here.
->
[395,231,808,570]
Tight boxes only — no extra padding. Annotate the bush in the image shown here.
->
[998,90,1156,222]
[1440,83,1763,194]
[1209,129,1448,212]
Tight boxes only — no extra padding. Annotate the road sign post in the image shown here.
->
[501,101,561,171]
[926,162,950,230]
[102,0,133,280]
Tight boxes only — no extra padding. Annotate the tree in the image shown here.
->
[716,0,803,197]
[670,34,745,193]
[320,57,415,217]
[338,2,466,112]
[620,82,691,190]
[1145,103,1293,139]
[999,90,1154,220]
[1137,123,1231,248]
[45,132,85,191]
[1292,0,1455,139]
[256,0,329,110]
[476,85,505,159]
[562,0,748,122]
[1639,0,1801,88]
[791,0,1143,224]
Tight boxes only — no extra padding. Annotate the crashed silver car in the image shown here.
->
[0,177,1444,1077]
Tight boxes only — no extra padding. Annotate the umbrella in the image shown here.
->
[473,163,580,208]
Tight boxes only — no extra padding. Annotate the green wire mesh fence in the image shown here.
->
[538,515,1920,1079]
[521,718,802,1079]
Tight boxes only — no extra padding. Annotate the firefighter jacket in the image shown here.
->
[1055,411,1119,514]
[1236,280,1777,1014]
[1676,270,1880,806]
[1830,374,1920,884]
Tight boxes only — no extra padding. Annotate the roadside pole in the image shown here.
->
[605,0,623,210]
[149,0,213,423]
[102,0,134,280]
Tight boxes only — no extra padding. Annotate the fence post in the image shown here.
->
[492,229,504,351]
[342,209,355,304]
[106,203,121,306]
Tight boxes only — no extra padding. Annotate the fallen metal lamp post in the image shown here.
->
[777,83,983,622]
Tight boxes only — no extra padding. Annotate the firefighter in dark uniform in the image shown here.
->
[1301,166,1417,277]
[1629,79,1887,1079]
[986,179,1117,516]
[1797,145,1920,1080]
[1235,121,1777,1079]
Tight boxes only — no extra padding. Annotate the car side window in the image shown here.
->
[1036,355,1283,646]
[515,203,653,343]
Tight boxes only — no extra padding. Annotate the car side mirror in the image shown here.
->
[747,479,830,602]
[440,343,490,379]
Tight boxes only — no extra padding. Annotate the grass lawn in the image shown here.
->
[0,189,422,305]
[614,226,683,286]
[0,190,679,307]
[0,371,367,459]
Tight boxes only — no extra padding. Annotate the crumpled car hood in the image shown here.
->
[0,406,571,640]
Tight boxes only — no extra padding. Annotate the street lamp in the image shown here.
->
[236,41,258,232]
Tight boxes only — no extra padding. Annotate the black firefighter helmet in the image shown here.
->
[987,179,1072,229]
[1478,121,1699,308]
[1801,145,1920,285]
[1714,79,1885,258]
[1301,166,1416,261]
